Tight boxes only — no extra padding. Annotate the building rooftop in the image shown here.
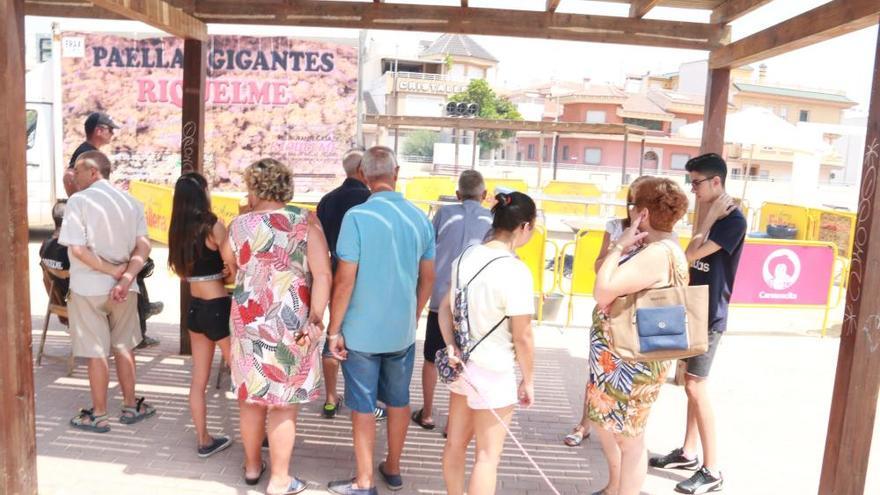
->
[620,93,674,119]
[733,83,856,105]
[420,33,498,63]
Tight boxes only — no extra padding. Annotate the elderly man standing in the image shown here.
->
[327,146,436,495]
[317,149,386,421]
[60,151,156,433]
[411,170,492,432]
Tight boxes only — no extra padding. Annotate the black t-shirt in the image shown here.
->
[39,237,70,296]
[69,141,98,168]
[316,178,371,272]
[689,208,747,333]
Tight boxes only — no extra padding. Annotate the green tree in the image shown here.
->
[402,129,439,159]
[448,79,523,154]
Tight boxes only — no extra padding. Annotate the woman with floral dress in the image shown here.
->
[588,177,690,495]
[220,158,332,495]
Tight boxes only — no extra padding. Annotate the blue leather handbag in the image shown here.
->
[635,306,689,353]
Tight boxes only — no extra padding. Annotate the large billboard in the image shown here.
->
[61,33,358,193]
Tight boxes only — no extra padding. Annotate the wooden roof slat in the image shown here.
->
[630,0,662,19]
[90,0,207,40]
[364,114,647,135]
[711,0,773,24]
[710,0,880,69]
[24,1,126,20]
[193,1,725,51]
[546,0,561,13]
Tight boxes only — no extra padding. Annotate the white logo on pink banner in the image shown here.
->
[762,248,801,291]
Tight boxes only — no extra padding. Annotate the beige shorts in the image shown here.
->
[68,292,140,358]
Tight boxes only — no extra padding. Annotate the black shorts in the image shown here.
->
[187,297,231,342]
[684,330,722,378]
[423,311,446,363]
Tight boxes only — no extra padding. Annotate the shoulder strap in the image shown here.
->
[659,240,687,287]
[466,315,509,354]
[455,245,510,290]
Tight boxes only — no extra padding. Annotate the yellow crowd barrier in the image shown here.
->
[514,225,558,323]
[541,181,602,216]
[558,229,605,326]
[402,176,456,213]
[758,202,856,260]
[129,181,174,245]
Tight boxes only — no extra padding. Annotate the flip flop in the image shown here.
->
[244,460,267,486]
[564,425,590,447]
[411,408,436,431]
[323,399,341,419]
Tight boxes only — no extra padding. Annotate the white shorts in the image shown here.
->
[447,361,517,410]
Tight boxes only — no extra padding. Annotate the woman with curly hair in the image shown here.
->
[220,158,332,494]
[168,172,233,458]
[587,177,690,495]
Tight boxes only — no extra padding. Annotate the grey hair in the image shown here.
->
[342,149,363,177]
[76,150,112,179]
[457,170,485,200]
[361,146,397,179]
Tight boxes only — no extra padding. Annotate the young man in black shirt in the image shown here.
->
[63,112,119,197]
[651,153,747,494]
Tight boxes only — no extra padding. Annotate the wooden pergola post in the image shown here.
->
[700,67,730,155]
[178,37,207,355]
[0,1,37,493]
[818,23,880,495]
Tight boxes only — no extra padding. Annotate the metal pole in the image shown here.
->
[537,134,545,188]
[454,128,460,170]
[470,129,478,170]
[552,133,560,180]
[639,138,645,177]
[621,130,629,185]
[355,29,366,147]
[394,127,399,155]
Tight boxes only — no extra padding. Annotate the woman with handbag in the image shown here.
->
[588,177,690,495]
[437,191,537,495]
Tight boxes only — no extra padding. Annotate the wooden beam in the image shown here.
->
[629,0,662,19]
[699,67,730,155]
[24,1,126,19]
[0,1,37,494]
[195,1,726,51]
[546,0,561,13]
[364,114,646,135]
[461,0,468,7]
[89,0,208,40]
[710,0,880,69]
[819,22,880,495]
[710,0,773,24]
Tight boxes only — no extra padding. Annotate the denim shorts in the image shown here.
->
[341,344,415,414]
[685,330,722,378]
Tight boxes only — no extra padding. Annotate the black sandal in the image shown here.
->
[70,408,111,433]
[244,460,267,486]
[411,408,436,431]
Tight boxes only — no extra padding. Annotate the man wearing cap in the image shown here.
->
[64,112,119,197]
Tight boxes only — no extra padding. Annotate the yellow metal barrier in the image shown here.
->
[484,178,529,208]
[613,185,630,218]
[514,225,558,323]
[809,208,856,259]
[541,181,602,216]
[211,191,245,227]
[758,202,811,241]
[130,181,174,244]
[403,176,456,213]
[559,229,605,326]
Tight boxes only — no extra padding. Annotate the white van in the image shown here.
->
[26,101,59,229]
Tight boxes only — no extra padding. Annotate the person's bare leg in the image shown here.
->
[239,400,267,479]
[467,405,515,495]
[682,384,700,458]
[685,375,717,469]
[420,363,438,424]
[112,348,137,408]
[323,356,340,405]
[617,433,647,495]
[87,357,110,415]
[352,410,377,489]
[442,392,474,495]
[265,405,299,493]
[591,421,621,495]
[382,404,411,476]
[188,331,215,447]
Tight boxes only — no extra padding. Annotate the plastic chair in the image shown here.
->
[558,229,606,326]
[37,261,75,376]
[514,225,558,323]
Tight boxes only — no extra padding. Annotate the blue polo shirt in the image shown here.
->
[336,191,436,353]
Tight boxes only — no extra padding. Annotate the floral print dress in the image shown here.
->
[228,207,321,406]
[587,240,689,437]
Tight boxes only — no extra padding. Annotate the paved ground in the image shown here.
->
[27,240,879,494]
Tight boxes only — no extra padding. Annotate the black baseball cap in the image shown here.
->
[84,112,120,135]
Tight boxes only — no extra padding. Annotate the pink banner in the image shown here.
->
[731,242,835,306]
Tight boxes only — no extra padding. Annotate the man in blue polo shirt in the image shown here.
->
[327,146,435,495]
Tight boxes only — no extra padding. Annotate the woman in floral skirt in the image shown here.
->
[588,177,690,495]
[221,158,332,495]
